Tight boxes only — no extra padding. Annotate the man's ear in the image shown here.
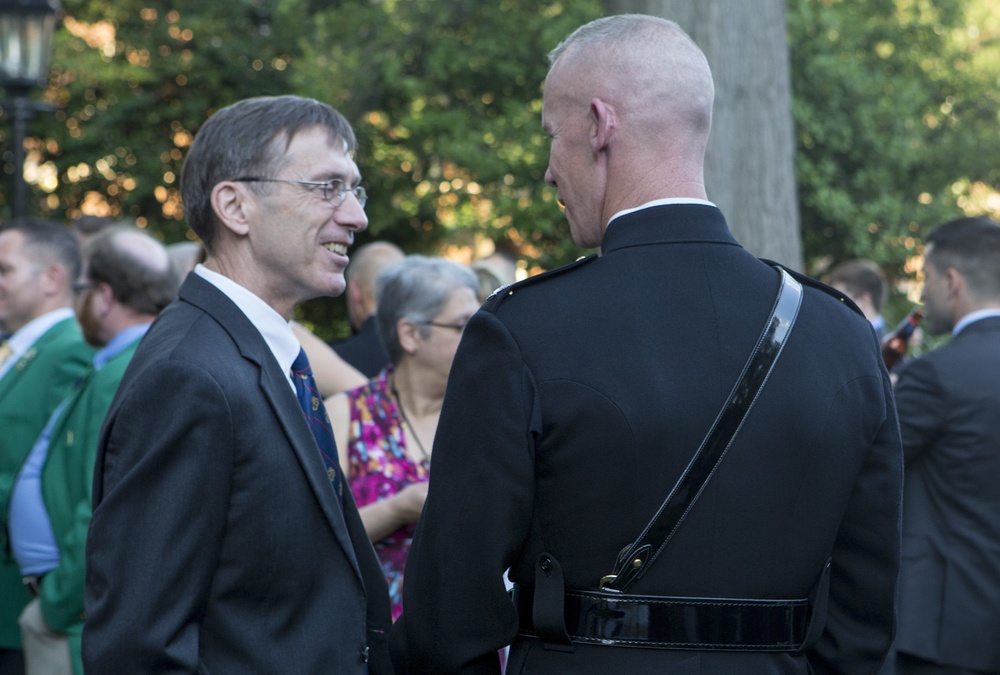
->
[92,281,116,317]
[589,97,616,156]
[41,262,67,298]
[210,182,253,237]
[346,280,364,323]
[945,266,965,299]
[346,280,362,309]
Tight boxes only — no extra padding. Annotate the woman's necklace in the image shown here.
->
[391,379,431,468]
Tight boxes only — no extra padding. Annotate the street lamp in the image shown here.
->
[0,0,60,221]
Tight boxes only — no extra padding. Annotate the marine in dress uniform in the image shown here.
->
[390,15,902,675]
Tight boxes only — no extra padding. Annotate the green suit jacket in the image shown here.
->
[0,318,93,650]
[33,338,140,674]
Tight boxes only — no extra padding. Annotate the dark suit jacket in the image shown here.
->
[333,315,390,378]
[390,205,902,674]
[84,274,392,674]
[892,316,1000,671]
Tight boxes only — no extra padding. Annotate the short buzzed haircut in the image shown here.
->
[829,259,888,313]
[546,14,714,143]
[180,95,357,253]
[3,219,81,284]
[346,241,405,301]
[926,216,1000,301]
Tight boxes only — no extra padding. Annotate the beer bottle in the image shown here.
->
[881,308,923,370]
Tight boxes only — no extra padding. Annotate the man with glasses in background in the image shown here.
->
[83,96,392,674]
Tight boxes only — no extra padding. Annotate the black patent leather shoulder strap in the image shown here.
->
[602,265,803,594]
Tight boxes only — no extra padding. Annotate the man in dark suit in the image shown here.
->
[390,15,902,674]
[333,240,404,377]
[885,217,1000,675]
[0,221,93,675]
[84,96,392,674]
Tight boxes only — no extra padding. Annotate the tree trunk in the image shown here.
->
[604,0,803,270]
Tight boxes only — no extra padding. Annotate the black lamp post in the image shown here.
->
[0,0,60,222]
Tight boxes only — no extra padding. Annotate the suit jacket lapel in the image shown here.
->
[178,275,365,586]
[259,358,364,583]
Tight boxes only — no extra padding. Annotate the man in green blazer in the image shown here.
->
[6,226,177,674]
[0,221,93,673]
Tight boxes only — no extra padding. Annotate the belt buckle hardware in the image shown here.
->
[598,574,621,592]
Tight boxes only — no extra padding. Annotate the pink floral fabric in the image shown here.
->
[345,370,429,621]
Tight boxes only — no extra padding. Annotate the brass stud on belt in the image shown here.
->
[632,558,643,569]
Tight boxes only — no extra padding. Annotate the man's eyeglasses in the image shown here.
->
[233,177,367,209]
[421,321,467,333]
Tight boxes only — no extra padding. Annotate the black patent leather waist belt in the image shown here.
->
[512,585,810,651]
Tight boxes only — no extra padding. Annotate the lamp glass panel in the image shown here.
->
[0,13,56,87]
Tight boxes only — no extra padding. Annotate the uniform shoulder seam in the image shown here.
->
[762,259,866,319]
[482,253,597,311]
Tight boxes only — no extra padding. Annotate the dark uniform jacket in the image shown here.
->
[892,315,1000,671]
[84,274,392,674]
[390,204,902,674]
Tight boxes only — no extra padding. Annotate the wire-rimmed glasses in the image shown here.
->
[233,177,367,208]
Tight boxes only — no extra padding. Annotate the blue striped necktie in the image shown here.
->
[291,348,344,506]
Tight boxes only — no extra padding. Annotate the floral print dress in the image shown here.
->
[345,369,429,621]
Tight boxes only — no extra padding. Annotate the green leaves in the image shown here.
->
[789,0,1000,319]
[24,0,296,239]
[7,0,999,337]
[290,0,601,270]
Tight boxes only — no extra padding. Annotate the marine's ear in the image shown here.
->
[589,97,617,156]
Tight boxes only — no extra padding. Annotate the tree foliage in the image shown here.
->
[286,0,602,334]
[5,0,299,241]
[2,0,999,335]
[788,0,1000,319]
[286,0,602,271]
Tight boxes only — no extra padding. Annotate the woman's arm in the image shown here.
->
[327,383,429,543]
[356,483,428,543]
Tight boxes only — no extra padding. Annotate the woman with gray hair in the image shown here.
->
[327,255,479,621]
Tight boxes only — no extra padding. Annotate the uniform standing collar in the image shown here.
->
[600,203,740,255]
[608,197,717,226]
